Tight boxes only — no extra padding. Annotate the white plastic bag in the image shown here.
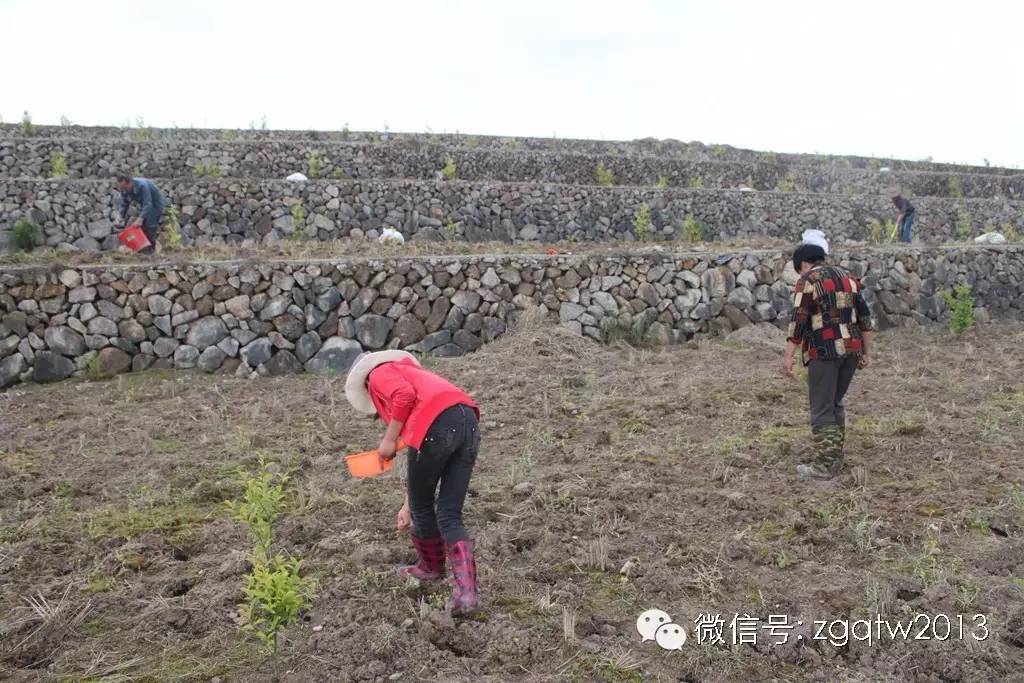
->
[378,227,405,245]
[974,232,1007,245]
[286,172,309,182]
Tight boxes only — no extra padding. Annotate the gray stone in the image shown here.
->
[265,350,303,375]
[44,326,86,356]
[197,346,227,373]
[408,330,451,353]
[186,316,229,350]
[172,310,200,327]
[268,331,294,350]
[305,337,362,375]
[132,354,155,373]
[432,343,465,358]
[148,295,172,316]
[59,269,82,288]
[69,286,97,304]
[217,337,240,358]
[153,337,180,358]
[225,295,252,319]
[559,302,586,323]
[240,338,274,366]
[118,319,147,343]
[592,291,618,315]
[519,224,540,241]
[259,296,291,321]
[727,287,756,308]
[0,336,18,358]
[0,353,26,388]
[98,347,132,375]
[87,316,118,337]
[316,287,342,312]
[394,314,427,346]
[273,314,305,341]
[295,331,322,363]
[174,345,200,369]
[96,300,123,321]
[354,314,393,349]
[33,351,75,382]
[451,290,482,313]
[453,330,482,352]
[1,312,29,337]
[154,315,173,335]
[480,268,501,288]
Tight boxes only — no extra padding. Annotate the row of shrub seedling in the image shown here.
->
[226,461,316,651]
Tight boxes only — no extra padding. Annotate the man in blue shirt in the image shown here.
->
[892,194,916,243]
[115,174,166,254]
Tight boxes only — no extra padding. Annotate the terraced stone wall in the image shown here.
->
[2,245,1021,388]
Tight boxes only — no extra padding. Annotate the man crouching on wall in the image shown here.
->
[784,244,874,479]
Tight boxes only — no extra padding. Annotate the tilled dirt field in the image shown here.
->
[2,320,1024,682]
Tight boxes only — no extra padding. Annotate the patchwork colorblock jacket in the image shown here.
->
[787,265,874,365]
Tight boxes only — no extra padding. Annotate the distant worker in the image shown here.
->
[114,173,166,254]
[784,243,874,480]
[892,193,916,243]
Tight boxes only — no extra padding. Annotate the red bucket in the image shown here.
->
[118,226,152,252]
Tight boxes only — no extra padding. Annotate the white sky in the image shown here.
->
[2,0,1021,167]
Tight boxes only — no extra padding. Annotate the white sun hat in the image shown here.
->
[801,228,829,254]
[344,350,421,414]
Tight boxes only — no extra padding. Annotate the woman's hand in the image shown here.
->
[396,502,411,533]
[378,436,398,469]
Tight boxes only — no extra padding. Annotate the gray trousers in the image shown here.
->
[807,357,859,428]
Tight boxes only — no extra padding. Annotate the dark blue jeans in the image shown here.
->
[899,212,915,243]
[407,404,479,544]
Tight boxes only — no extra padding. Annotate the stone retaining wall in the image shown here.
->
[2,124,1017,177]
[2,246,1021,388]
[3,179,1022,251]
[4,139,1021,200]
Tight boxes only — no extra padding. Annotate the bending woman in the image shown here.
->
[345,350,481,614]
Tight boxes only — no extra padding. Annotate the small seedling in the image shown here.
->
[240,554,315,651]
[223,129,238,142]
[307,151,325,179]
[20,110,34,137]
[687,175,704,189]
[192,162,222,178]
[594,162,614,186]
[940,284,975,333]
[12,218,41,251]
[955,205,973,239]
[50,151,68,178]
[291,201,306,228]
[161,206,182,250]
[441,157,457,181]
[681,214,702,243]
[655,175,669,189]
[947,176,963,198]
[631,204,652,241]
[776,174,797,192]
[226,468,288,558]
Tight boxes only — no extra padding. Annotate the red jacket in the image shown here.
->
[367,359,479,449]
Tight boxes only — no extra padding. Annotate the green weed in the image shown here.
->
[223,129,238,142]
[655,175,669,188]
[681,213,703,243]
[595,162,614,186]
[955,205,973,239]
[192,161,222,178]
[687,175,704,189]
[291,201,306,228]
[948,176,963,198]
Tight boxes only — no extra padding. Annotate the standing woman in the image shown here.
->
[345,351,481,614]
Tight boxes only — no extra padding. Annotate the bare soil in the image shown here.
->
[2,320,1024,682]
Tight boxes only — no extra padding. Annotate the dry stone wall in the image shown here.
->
[4,139,1021,200]
[3,178,1023,251]
[2,124,1017,177]
[2,245,1021,388]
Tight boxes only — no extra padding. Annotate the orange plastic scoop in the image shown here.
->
[345,441,405,478]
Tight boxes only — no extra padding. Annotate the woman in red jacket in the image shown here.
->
[345,350,481,614]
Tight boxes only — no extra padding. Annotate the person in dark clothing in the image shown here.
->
[115,174,166,254]
[892,194,916,243]
[345,350,481,614]
[784,244,874,479]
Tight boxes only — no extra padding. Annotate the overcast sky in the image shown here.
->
[2,1,1021,166]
